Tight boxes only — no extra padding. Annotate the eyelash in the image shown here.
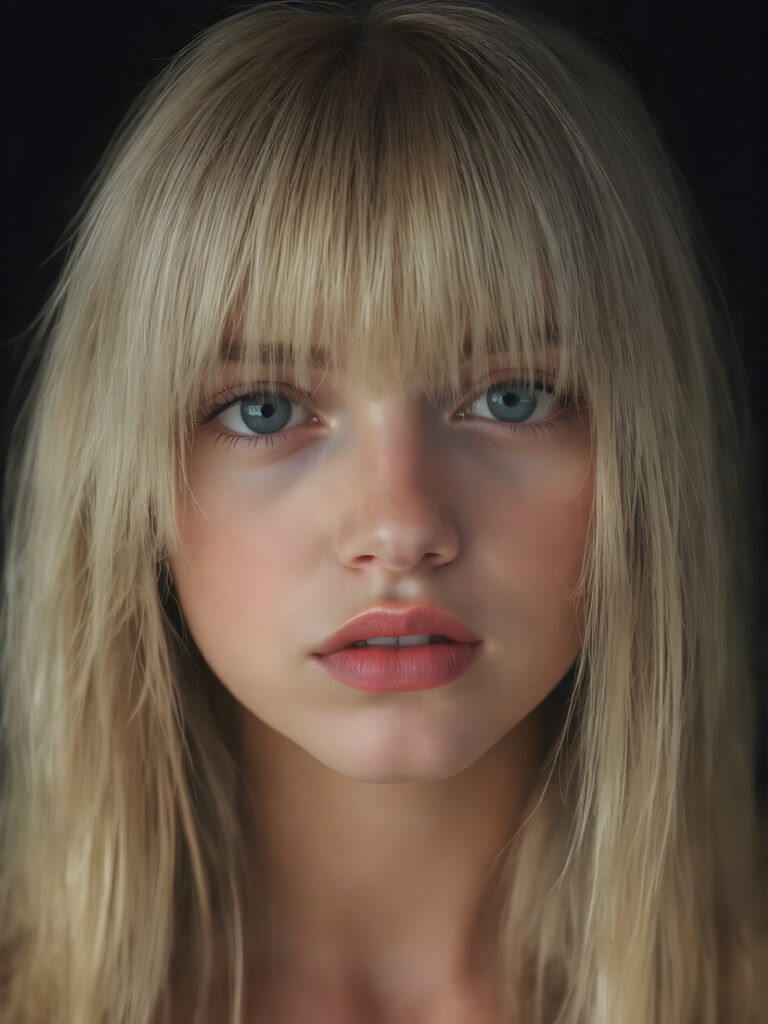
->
[199,375,580,452]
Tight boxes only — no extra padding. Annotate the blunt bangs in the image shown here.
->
[105,0,661,456]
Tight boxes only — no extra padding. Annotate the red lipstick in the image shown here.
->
[310,603,483,693]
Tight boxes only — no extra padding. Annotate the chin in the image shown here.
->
[302,718,497,783]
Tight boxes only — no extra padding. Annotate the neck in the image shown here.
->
[238,704,547,1014]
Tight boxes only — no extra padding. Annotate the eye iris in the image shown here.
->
[487,384,538,424]
[241,392,292,435]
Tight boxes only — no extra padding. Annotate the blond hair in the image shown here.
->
[1,2,764,1021]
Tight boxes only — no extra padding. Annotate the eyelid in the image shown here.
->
[454,367,569,413]
[459,367,557,393]
[199,379,316,423]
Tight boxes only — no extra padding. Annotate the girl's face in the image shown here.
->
[168,344,593,781]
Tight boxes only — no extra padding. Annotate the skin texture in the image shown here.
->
[168,344,594,1021]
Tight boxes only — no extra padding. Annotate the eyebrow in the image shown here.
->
[218,330,558,367]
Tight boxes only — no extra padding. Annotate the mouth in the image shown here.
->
[345,634,455,649]
[315,604,480,657]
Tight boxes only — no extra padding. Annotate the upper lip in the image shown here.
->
[313,603,482,655]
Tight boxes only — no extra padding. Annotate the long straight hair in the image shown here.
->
[1,2,764,1021]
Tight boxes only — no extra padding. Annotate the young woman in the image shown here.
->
[1,1,765,1021]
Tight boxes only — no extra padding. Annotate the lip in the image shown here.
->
[312,602,481,656]
[310,642,483,693]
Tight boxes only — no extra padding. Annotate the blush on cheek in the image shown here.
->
[170,472,310,678]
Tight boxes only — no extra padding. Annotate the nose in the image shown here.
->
[331,396,460,574]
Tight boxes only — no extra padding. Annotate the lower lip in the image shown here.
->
[310,642,483,692]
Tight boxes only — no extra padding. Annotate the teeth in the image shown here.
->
[351,635,451,648]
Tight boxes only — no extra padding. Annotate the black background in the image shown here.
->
[1,0,765,797]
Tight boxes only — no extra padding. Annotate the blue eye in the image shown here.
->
[201,386,315,452]
[463,380,560,427]
[200,374,577,452]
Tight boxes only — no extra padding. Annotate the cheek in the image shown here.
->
[168,453,309,667]
[478,448,593,629]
